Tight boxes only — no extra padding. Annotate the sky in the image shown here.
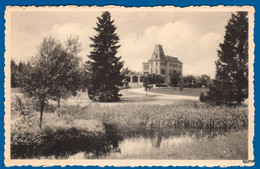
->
[10,8,233,78]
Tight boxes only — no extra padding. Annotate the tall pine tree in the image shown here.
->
[214,12,248,104]
[86,11,124,102]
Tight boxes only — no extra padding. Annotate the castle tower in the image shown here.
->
[150,44,166,60]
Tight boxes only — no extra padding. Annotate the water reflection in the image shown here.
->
[68,126,231,159]
[104,127,228,159]
[13,124,239,159]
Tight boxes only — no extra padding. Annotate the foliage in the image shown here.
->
[16,36,83,128]
[147,73,164,86]
[86,11,124,102]
[49,36,84,107]
[207,12,248,105]
[122,79,130,89]
[182,75,212,88]
[178,80,183,93]
[199,74,212,87]
[11,60,31,88]
[182,75,197,88]
[200,80,237,105]
[121,67,137,75]
[169,70,181,89]
[143,77,152,96]
[11,123,122,159]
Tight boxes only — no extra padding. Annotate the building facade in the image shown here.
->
[142,44,183,84]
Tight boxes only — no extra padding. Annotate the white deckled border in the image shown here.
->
[4,5,255,167]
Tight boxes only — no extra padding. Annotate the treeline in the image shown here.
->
[11,60,31,88]
[181,74,212,88]
[168,70,212,89]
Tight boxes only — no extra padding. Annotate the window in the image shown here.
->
[161,69,165,74]
[156,69,158,74]
[151,62,153,66]
[151,69,153,73]
[144,65,149,70]
[156,62,158,66]
[161,62,166,66]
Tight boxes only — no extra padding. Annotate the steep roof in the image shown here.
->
[149,44,166,60]
[166,55,182,64]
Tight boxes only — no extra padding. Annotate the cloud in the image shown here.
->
[12,20,224,78]
[41,23,95,60]
[119,21,223,78]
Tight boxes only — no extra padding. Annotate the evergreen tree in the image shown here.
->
[215,12,248,104]
[86,11,124,102]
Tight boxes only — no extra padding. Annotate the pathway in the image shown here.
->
[65,87,199,107]
[127,88,199,100]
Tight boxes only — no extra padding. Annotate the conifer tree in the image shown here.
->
[204,12,248,105]
[86,11,124,102]
[215,12,248,104]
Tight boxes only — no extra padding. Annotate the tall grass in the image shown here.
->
[61,100,248,131]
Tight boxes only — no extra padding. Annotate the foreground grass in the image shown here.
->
[148,87,207,97]
[57,101,248,131]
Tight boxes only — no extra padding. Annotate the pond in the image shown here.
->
[12,124,247,160]
[65,126,247,160]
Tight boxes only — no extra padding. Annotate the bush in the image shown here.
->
[200,81,239,106]
[11,123,123,159]
[199,92,207,102]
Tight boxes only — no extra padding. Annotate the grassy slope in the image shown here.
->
[148,87,207,97]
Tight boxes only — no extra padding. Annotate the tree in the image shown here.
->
[178,79,183,94]
[147,74,163,86]
[199,74,212,88]
[86,11,124,102]
[17,36,83,128]
[183,75,196,88]
[169,70,181,89]
[121,67,137,75]
[11,59,19,88]
[50,36,83,107]
[214,12,248,105]
[143,77,151,96]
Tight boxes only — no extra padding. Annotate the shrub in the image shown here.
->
[11,123,123,159]
[199,92,207,102]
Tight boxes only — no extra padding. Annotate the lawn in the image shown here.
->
[148,87,207,97]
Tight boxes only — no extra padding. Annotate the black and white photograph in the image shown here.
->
[4,6,255,166]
